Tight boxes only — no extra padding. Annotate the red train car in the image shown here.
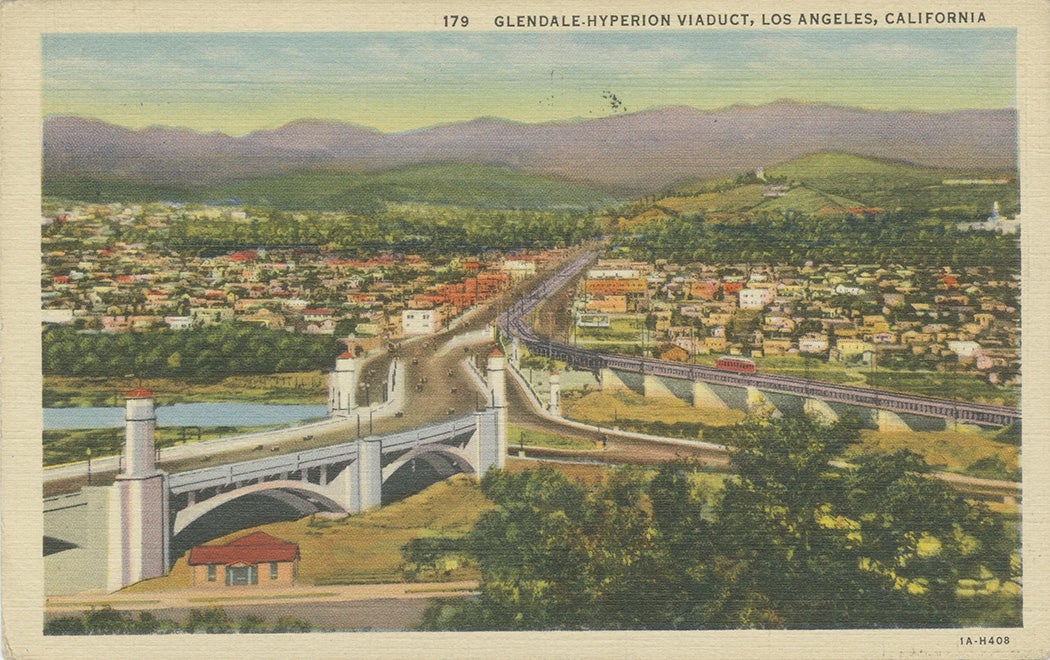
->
[715,356,757,373]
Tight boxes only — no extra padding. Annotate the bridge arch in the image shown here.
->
[173,480,347,537]
[382,443,476,483]
[170,480,348,560]
[380,444,476,505]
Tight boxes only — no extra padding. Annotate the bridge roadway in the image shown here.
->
[498,251,1020,428]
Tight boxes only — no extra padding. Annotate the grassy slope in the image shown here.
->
[766,152,1018,215]
[123,475,494,592]
[643,152,1018,220]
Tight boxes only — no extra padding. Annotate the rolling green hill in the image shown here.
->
[639,152,1018,222]
[766,153,1018,218]
[43,164,620,212]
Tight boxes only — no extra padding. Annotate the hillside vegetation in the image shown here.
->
[640,152,1017,223]
[44,163,619,212]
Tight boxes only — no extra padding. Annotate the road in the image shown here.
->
[45,580,479,631]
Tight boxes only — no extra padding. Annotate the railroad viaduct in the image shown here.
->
[499,251,1019,432]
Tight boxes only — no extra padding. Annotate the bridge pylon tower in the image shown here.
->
[107,389,170,592]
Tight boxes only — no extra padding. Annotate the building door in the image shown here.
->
[225,565,257,585]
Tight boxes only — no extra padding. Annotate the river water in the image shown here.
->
[43,402,329,430]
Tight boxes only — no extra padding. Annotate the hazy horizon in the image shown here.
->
[43,30,1016,135]
[44,98,1018,138]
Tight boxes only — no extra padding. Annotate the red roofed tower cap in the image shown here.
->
[338,351,355,359]
[125,388,154,398]
[488,347,504,357]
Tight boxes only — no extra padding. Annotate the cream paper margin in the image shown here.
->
[1,0,1047,657]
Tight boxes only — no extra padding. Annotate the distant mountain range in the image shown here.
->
[44,101,1017,195]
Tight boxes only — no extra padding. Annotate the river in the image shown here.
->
[43,402,329,430]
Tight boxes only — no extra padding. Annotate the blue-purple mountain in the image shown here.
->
[44,101,1017,194]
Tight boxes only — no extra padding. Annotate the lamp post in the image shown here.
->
[86,448,92,485]
[369,407,374,435]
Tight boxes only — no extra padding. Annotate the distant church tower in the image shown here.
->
[107,389,169,591]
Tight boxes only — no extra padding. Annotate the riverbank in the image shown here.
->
[44,372,327,408]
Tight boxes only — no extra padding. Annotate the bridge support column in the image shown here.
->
[107,389,170,592]
[356,438,383,512]
[486,349,508,471]
[471,409,501,476]
[643,374,677,399]
[804,398,839,424]
[328,351,358,415]
[600,368,628,391]
[692,381,728,409]
[548,372,561,416]
[747,387,781,417]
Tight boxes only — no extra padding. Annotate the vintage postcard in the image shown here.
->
[2,0,1049,656]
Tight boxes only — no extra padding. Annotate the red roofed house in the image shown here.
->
[187,531,299,588]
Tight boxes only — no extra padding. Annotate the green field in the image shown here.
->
[848,428,1019,481]
[44,424,275,467]
[508,423,595,451]
[574,315,645,343]
[562,388,746,436]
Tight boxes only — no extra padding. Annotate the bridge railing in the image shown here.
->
[168,413,481,494]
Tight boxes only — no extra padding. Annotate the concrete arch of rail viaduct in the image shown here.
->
[171,480,348,538]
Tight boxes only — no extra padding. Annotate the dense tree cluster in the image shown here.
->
[42,324,342,379]
[613,214,1019,270]
[423,414,1018,630]
[163,208,601,256]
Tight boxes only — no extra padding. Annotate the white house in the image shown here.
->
[947,340,983,360]
[402,309,442,336]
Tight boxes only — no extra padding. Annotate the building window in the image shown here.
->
[207,564,216,582]
[270,562,279,580]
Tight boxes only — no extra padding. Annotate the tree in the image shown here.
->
[428,414,1017,631]
[183,608,233,633]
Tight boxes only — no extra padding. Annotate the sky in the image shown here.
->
[42,30,1016,135]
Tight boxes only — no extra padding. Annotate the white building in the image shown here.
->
[501,259,537,280]
[588,268,639,279]
[163,316,193,330]
[402,309,442,336]
[799,334,830,353]
[947,340,983,360]
[739,287,775,310]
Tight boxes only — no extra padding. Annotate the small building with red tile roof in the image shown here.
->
[187,531,299,587]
